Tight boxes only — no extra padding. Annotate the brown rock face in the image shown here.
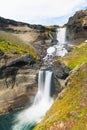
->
[0,54,38,114]
[66,10,87,44]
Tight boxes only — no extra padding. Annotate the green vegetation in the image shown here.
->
[45,26,58,30]
[34,64,87,130]
[61,43,87,69]
[0,31,40,60]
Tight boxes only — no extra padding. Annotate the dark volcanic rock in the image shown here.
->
[53,61,70,79]
[0,50,4,56]
[67,10,87,26]
[66,10,87,44]
[53,61,70,96]
[7,54,36,67]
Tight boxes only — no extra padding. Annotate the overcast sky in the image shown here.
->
[0,0,87,25]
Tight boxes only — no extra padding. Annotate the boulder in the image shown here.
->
[40,60,70,97]
[52,61,70,96]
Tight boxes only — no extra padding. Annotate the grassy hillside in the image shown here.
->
[61,42,87,69]
[34,43,87,130]
[34,63,87,130]
[0,31,40,60]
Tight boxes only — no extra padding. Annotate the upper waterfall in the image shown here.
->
[57,27,66,44]
[54,27,68,57]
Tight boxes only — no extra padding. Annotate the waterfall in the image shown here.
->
[12,70,53,130]
[54,27,68,57]
[57,27,66,44]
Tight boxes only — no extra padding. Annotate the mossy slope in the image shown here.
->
[34,63,87,130]
[61,42,87,69]
[0,31,40,60]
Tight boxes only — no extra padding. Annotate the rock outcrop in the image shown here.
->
[53,61,70,96]
[66,10,87,44]
[0,54,39,114]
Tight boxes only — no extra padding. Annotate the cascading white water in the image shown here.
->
[54,27,68,57]
[12,70,53,130]
[57,27,66,44]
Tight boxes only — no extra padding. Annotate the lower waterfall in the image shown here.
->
[12,70,53,130]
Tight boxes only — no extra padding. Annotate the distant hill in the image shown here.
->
[0,16,46,31]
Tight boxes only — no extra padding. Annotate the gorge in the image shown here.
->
[0,25,69,130]
[0,9,87,130]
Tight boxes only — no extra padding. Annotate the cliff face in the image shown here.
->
[66,10,87,44]
[0,53,39,114]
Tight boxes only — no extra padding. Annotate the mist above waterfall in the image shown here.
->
[12,70,53,130]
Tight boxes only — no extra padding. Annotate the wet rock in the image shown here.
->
[53,61,70,79]
[0,50,4,56]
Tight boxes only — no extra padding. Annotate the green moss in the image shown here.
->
[0,31,40,60]
[71,108,87,130]
[60,43,87,70]
[34,66,87,130]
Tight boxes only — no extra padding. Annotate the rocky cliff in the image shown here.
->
[66,10,87,44]
[0,53,39,114]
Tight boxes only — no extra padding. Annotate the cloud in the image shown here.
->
[0,0,87,25]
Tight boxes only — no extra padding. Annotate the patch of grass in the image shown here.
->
[34,65,87,130]
[60,43,87,70]
[71,108,87,130]
[0,31,40,60]
[45,26,58,30]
